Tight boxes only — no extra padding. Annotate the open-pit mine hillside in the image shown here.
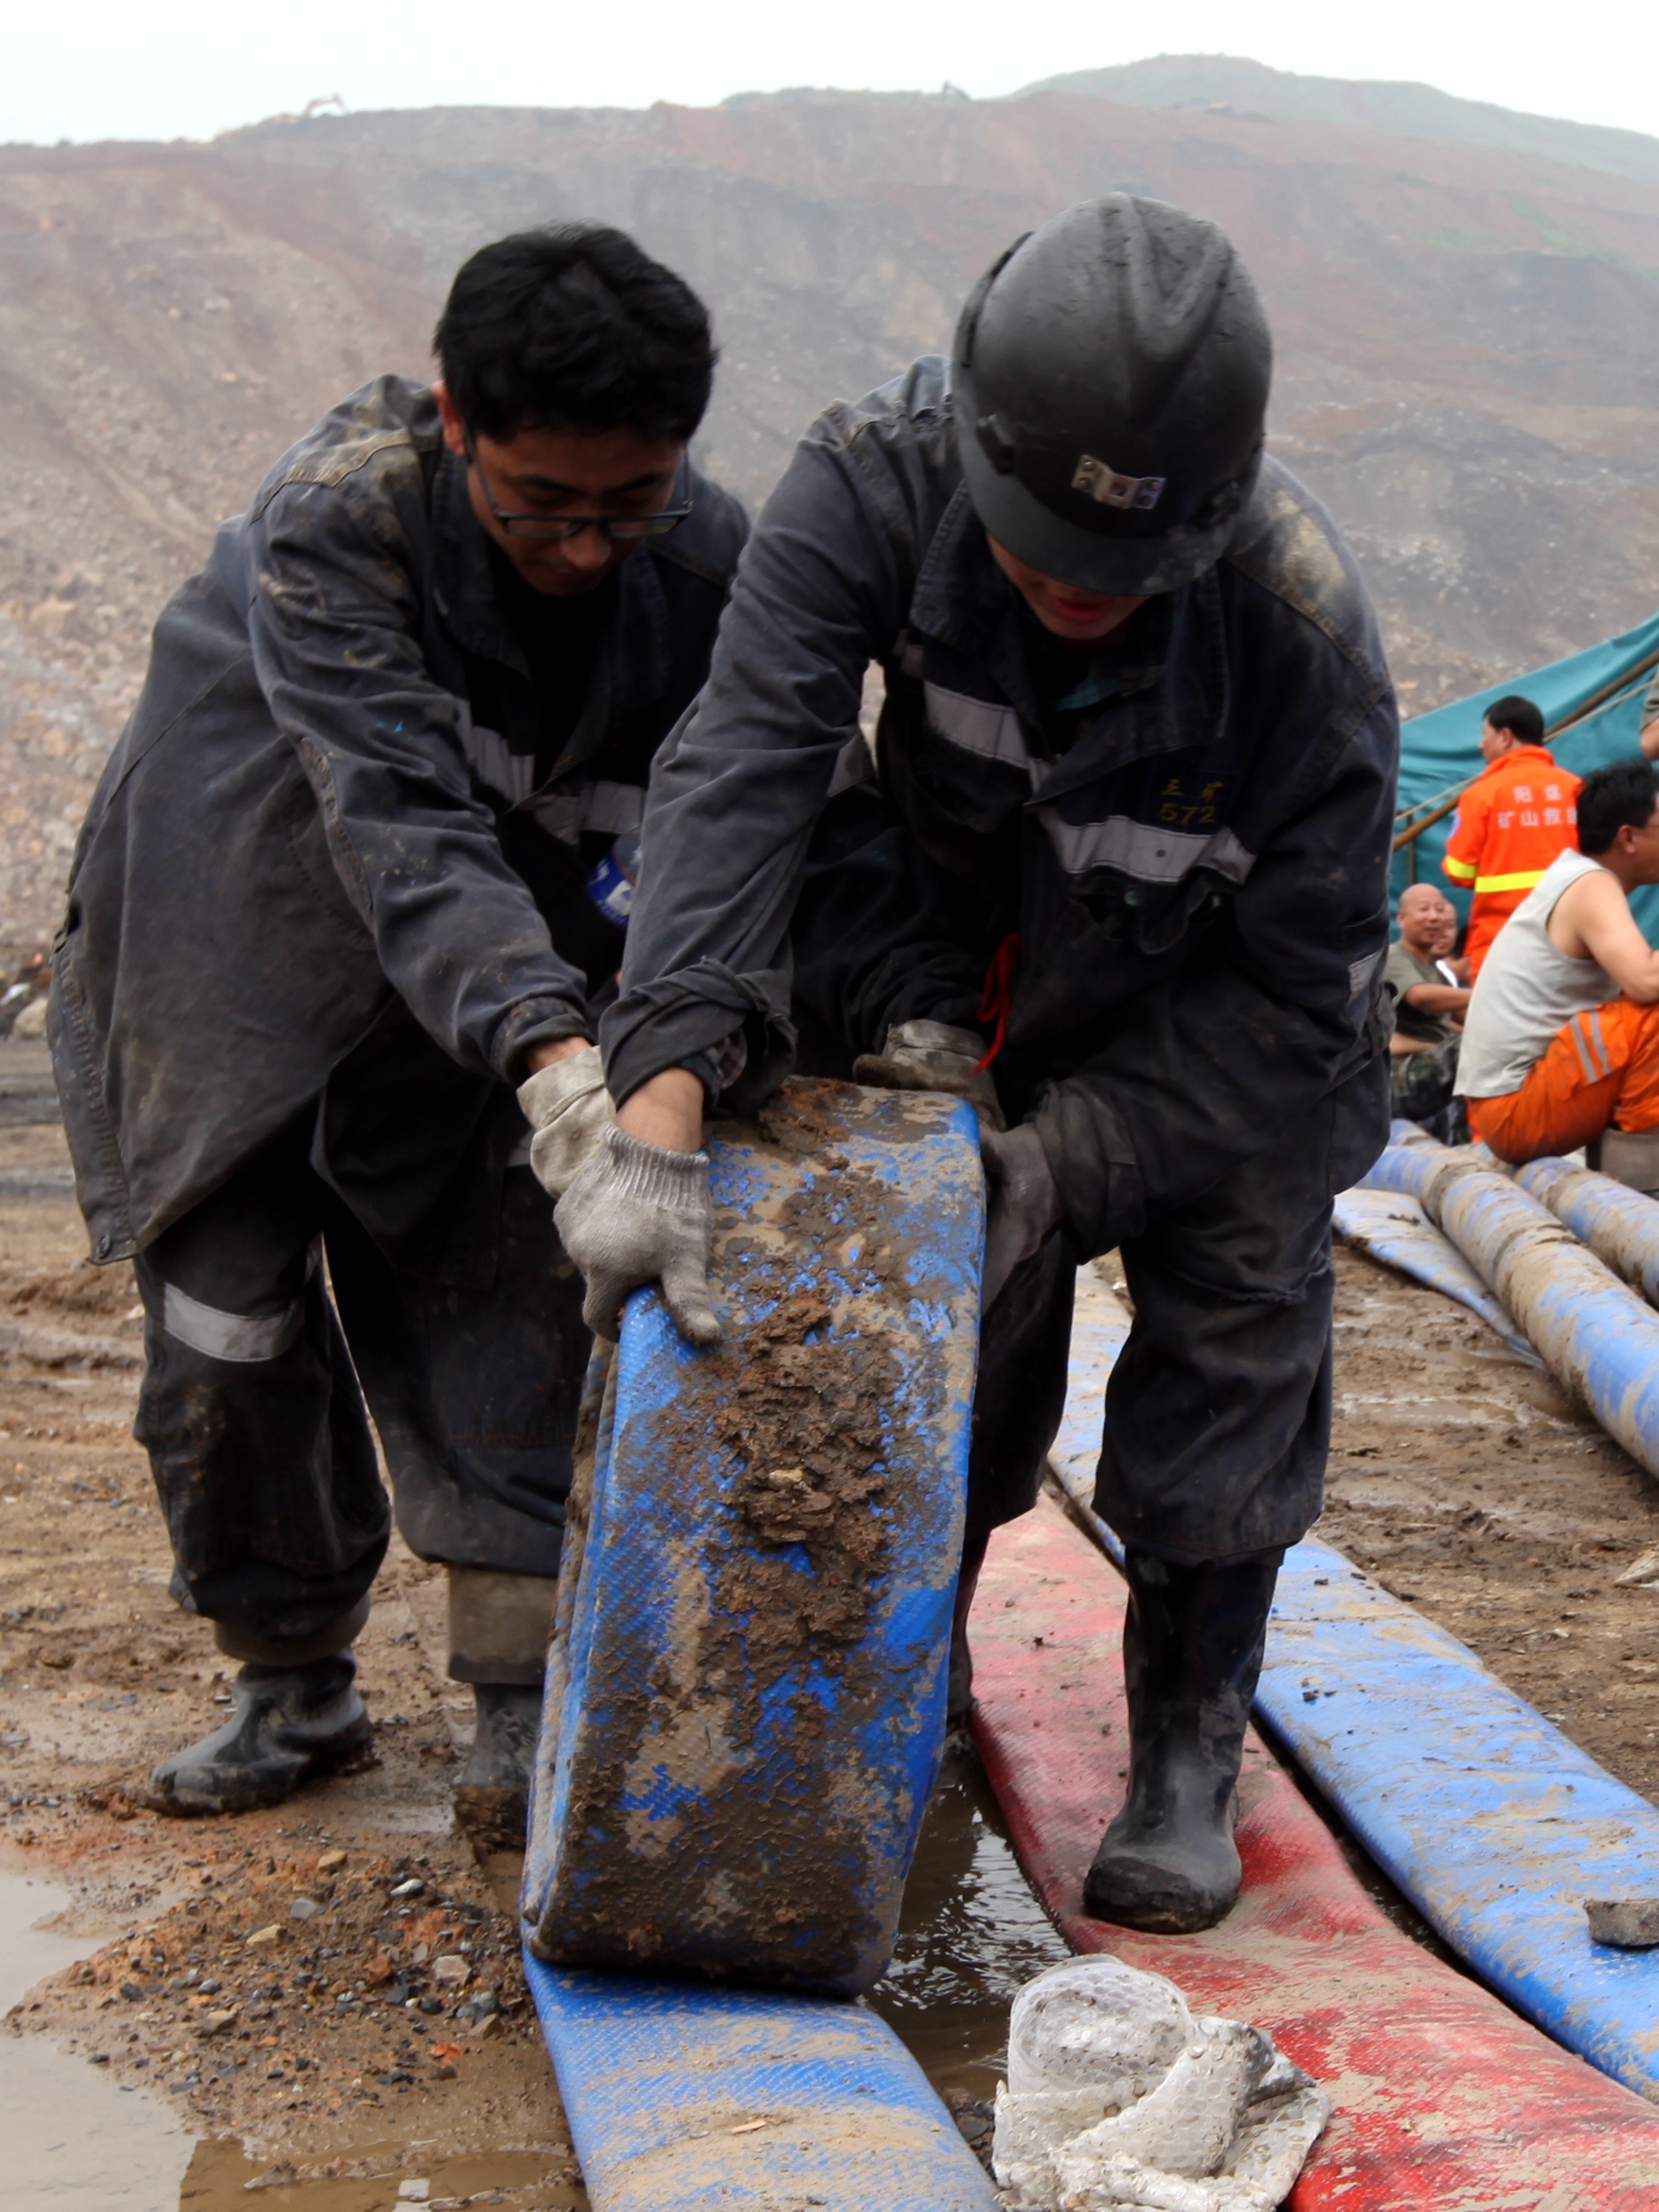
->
[3,55,1659,943]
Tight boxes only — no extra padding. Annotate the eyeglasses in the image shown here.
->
[465,437,692,542]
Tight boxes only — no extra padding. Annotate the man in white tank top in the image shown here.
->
[1455,758,1659,1168]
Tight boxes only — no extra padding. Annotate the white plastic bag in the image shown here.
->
[991,1957,1329,2211]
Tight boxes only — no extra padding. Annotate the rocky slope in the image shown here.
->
[2,74,1658,939]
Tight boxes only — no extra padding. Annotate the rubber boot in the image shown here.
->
[453,1685,542,1852]
[1081,1547,1280,1934]
[147,1653,372,1816]
[947,1528,992,1725]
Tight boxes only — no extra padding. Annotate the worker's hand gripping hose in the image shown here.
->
[554,1126,721,1346]
[853,1019,1008,1133]
[517,1044,617,1198]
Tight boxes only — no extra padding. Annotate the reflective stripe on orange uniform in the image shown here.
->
[1442,744,1581,976]
[1469,995,1659,1163]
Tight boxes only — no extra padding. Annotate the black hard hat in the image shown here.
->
[952,195,1273,597]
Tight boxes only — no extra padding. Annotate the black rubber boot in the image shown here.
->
[1081,1547,1280,1934]
[147,1653,372,1816]
[453,1684,543,1853]
[947,1528,992,1725]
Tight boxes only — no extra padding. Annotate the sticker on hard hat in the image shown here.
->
[1072,456,1166,511]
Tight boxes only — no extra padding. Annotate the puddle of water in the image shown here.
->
[0,1867,92,2012]
[1,1863,583,2212]
[178,2139,581,2211]
[870,1740,1071,2104]
[0,1864,194,2208]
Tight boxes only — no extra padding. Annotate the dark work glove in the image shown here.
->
[553,1127,720,1347]
[981,1123,1066,1310]
[853,1020,1007,1133]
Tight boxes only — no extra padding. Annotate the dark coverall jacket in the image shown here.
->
[49,375,747,1654]
[602,358,1397,1561]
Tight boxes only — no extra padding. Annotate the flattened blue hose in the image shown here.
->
[523,1955,1000,2211]
[1331,1185,1540,1366]
[1256,1543,1659,2105]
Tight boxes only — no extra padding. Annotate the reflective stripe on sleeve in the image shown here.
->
[1442,853,1478,882]
[1472,867,1547,894]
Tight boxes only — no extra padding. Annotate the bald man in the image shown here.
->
[1385,884,1471,1128]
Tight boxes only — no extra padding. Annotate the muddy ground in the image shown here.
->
[6,1050,1659,2203]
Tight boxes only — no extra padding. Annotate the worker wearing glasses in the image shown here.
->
[49,223,746,1842]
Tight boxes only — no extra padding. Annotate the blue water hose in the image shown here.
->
[523,1955,1000,2211]
[1517,1154,1659,1310]
[523,1082,984,1997]
[1362,1133,1659,1480]
[1331,1184,1540,1366]
[518,1082,997,2212]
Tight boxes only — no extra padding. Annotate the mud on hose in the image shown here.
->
[522,1079,984,1996]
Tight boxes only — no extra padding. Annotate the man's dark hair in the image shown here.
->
[435,223,716,442]
[1578,758,1659,855]
[1484,693,1545,748]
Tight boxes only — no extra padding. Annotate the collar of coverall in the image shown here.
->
[428,443,675,776]
[1477,741,1557,779]
[907,483,1231,802]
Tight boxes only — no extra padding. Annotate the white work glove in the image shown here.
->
[853,1020,1007,1133]
[554,1127,720,1347]
[981,1122,1066,1309]
[517,1044,616,1199]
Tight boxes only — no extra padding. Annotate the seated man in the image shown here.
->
[1386,883,1470,1132]
[1456,758,1659,1178]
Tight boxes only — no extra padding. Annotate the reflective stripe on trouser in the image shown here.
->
[967,1057,1388,1562]
[133,1115,588,1651]
[1469,996,1659,1165]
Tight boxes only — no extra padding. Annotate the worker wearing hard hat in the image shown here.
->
[545,198,1397,1937]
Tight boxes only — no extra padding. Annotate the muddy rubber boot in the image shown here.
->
[453,1685,543,1852]
[147,1653,372,1816]
[947,1528,992,1725]
[1081,1547,1280,1935]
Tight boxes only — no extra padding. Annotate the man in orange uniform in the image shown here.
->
[1442,694,1580,976]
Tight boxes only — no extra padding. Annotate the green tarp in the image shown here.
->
[1395,611,1659,933]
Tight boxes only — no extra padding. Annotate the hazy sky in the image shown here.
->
[4,0,1655,148]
